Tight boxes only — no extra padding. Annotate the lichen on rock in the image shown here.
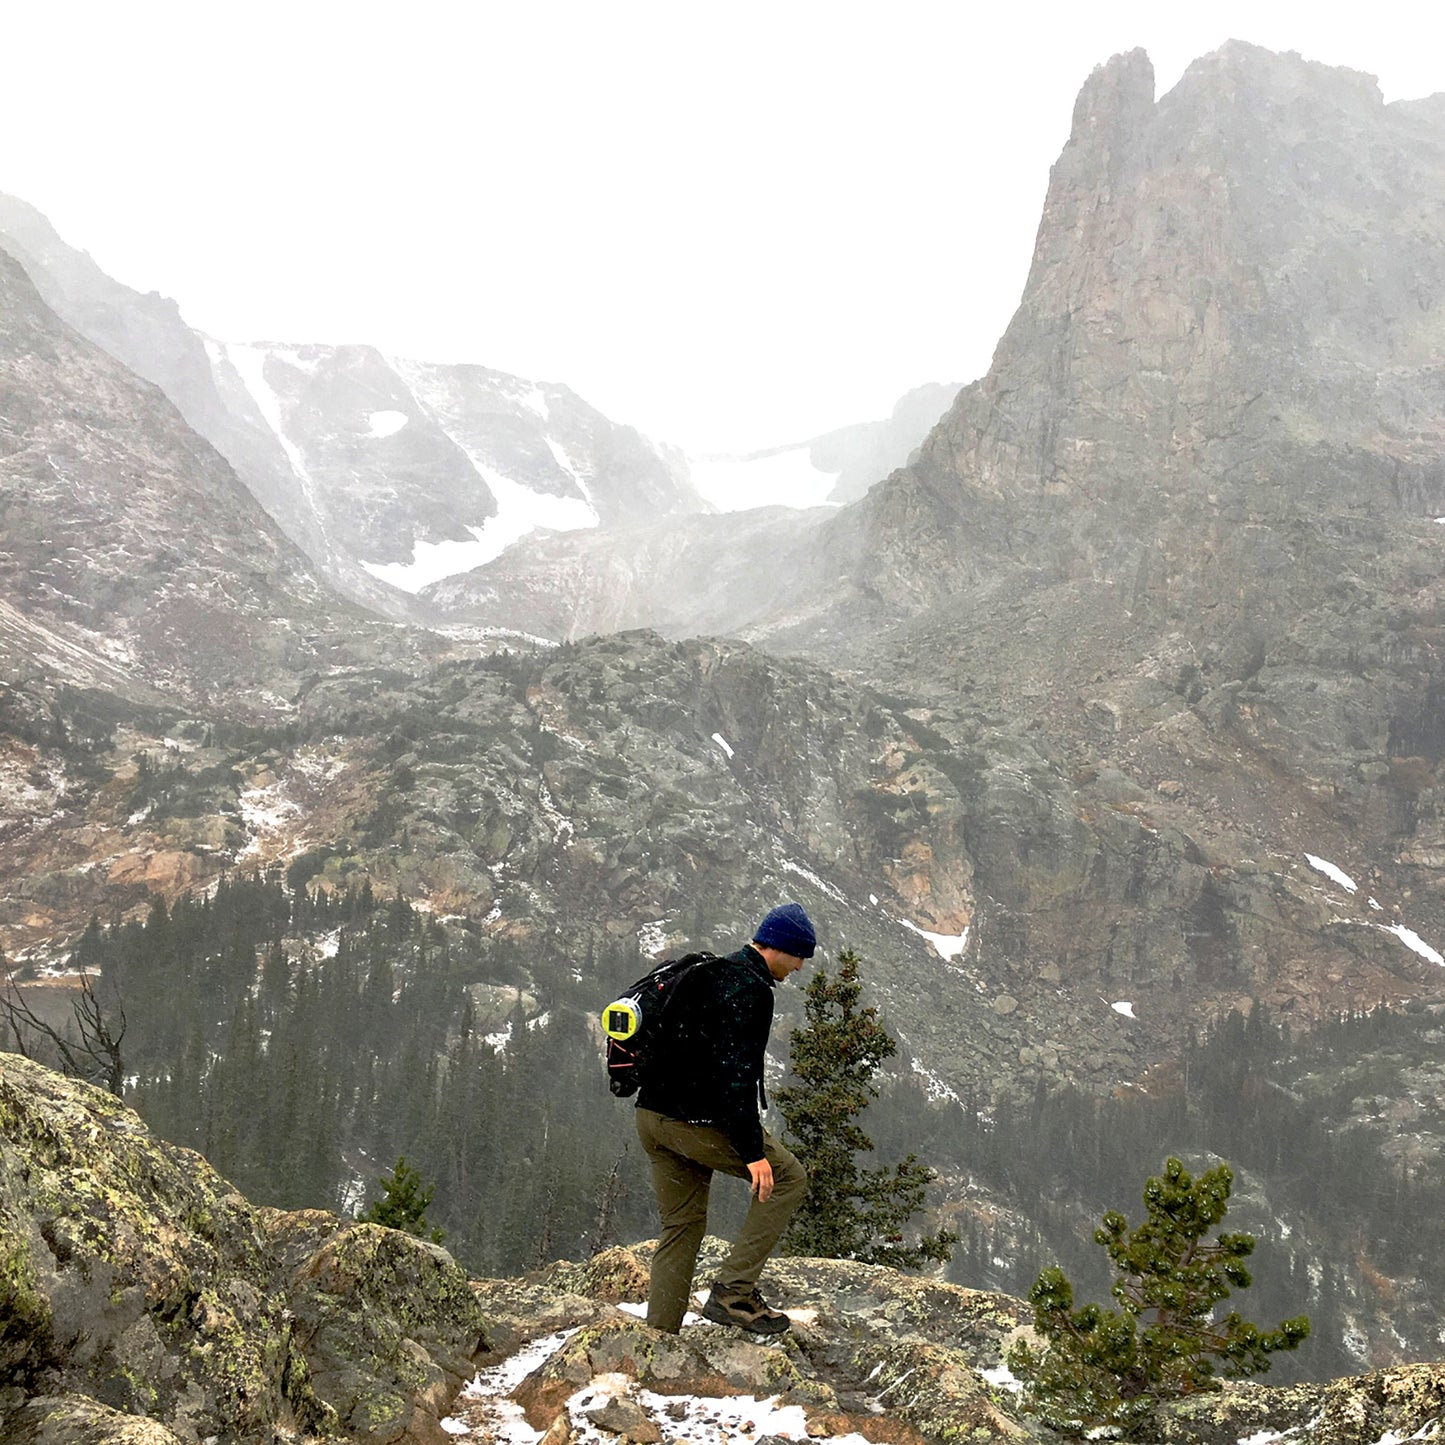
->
[0,1052,487,1443]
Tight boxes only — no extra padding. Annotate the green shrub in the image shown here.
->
[1008,1157,1309,1434]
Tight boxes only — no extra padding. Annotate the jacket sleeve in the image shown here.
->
[711,971,773,1163]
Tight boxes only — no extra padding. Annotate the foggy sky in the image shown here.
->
[5,3,1442,453]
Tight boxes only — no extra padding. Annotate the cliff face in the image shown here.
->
[6,1053,1445,1445]
[841,43,1445,603]
[751,44,1445,1049]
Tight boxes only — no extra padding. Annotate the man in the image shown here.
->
[635,902,816,1334]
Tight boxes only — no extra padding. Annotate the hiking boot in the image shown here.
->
[701,1284,791,1334]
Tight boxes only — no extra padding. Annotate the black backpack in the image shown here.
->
[602,952,719,1097]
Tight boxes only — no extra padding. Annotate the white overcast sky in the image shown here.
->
[3,3,1443,454]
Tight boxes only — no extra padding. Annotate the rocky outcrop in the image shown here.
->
[446,1242,1445,1445]
[422,505,830,641]
[0,1053,488,1443]
[7,1018,1445,1445]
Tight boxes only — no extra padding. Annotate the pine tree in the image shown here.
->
[1008,1157,1310,1434]
[775,949,955,1269]
[361,1156,445,1243]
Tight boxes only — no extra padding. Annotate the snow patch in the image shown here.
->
[368,409,409,437]
[362,465,598,593]
[690,446,842,511]
[711,732,735,759]
[446,1329,578,1440]
[223,343,328,530]
[915,1063,961,1103]
[979,1362,1021,1393]
[238,779,303,860]
[779,857,848,905]
[1111,1000,1137,1019]
[1365,1427,1445,1444]
[637,918,669,956]
[362,529,508,594]
[1305,854,1358,892]
[545,436,597,506]
[900,919,969,960]
[1377,922,1445,966]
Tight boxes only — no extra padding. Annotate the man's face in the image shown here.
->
[765,950,807,983]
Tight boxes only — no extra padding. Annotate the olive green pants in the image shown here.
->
[635,1107,807,1333]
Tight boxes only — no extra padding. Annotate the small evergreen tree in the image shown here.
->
[361,1155,445,1243]
[776,949,955,1269]
[1008,1157,1310,1434]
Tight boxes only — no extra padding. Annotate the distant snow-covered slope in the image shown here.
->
[203,342,704,602]
[687,382,962,513]
[0,192,708,618]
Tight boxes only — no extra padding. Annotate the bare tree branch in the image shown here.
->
[1,957,126,1095]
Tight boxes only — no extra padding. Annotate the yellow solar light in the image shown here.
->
[603,998,641,1041]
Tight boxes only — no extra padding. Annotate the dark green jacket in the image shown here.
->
[636,945,776,1161]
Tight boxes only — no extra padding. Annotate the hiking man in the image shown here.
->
[635,902,817,1334]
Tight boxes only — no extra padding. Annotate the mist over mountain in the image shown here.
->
[5,40,1445,1423]
[1,191,950,627]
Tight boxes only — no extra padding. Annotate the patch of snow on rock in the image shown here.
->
[900,919,969,960]
[368,409,409,437]
[779,857,848,905]
[1378,923,1445,966]
[979,1362,1022,1393]
[915,1063,961,1103]
[446,1328,578,1440]
[362,459,599,594]
[1305,854,1358,892]
[637,918,669,956]
[711,732,735,759]
[223,342,327,524]
[238,780,303,860]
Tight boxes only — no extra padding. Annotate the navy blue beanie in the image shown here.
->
[754,902,817,959]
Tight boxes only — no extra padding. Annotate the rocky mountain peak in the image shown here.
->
[1064,45,1155,172]
[830,39,1445,624]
